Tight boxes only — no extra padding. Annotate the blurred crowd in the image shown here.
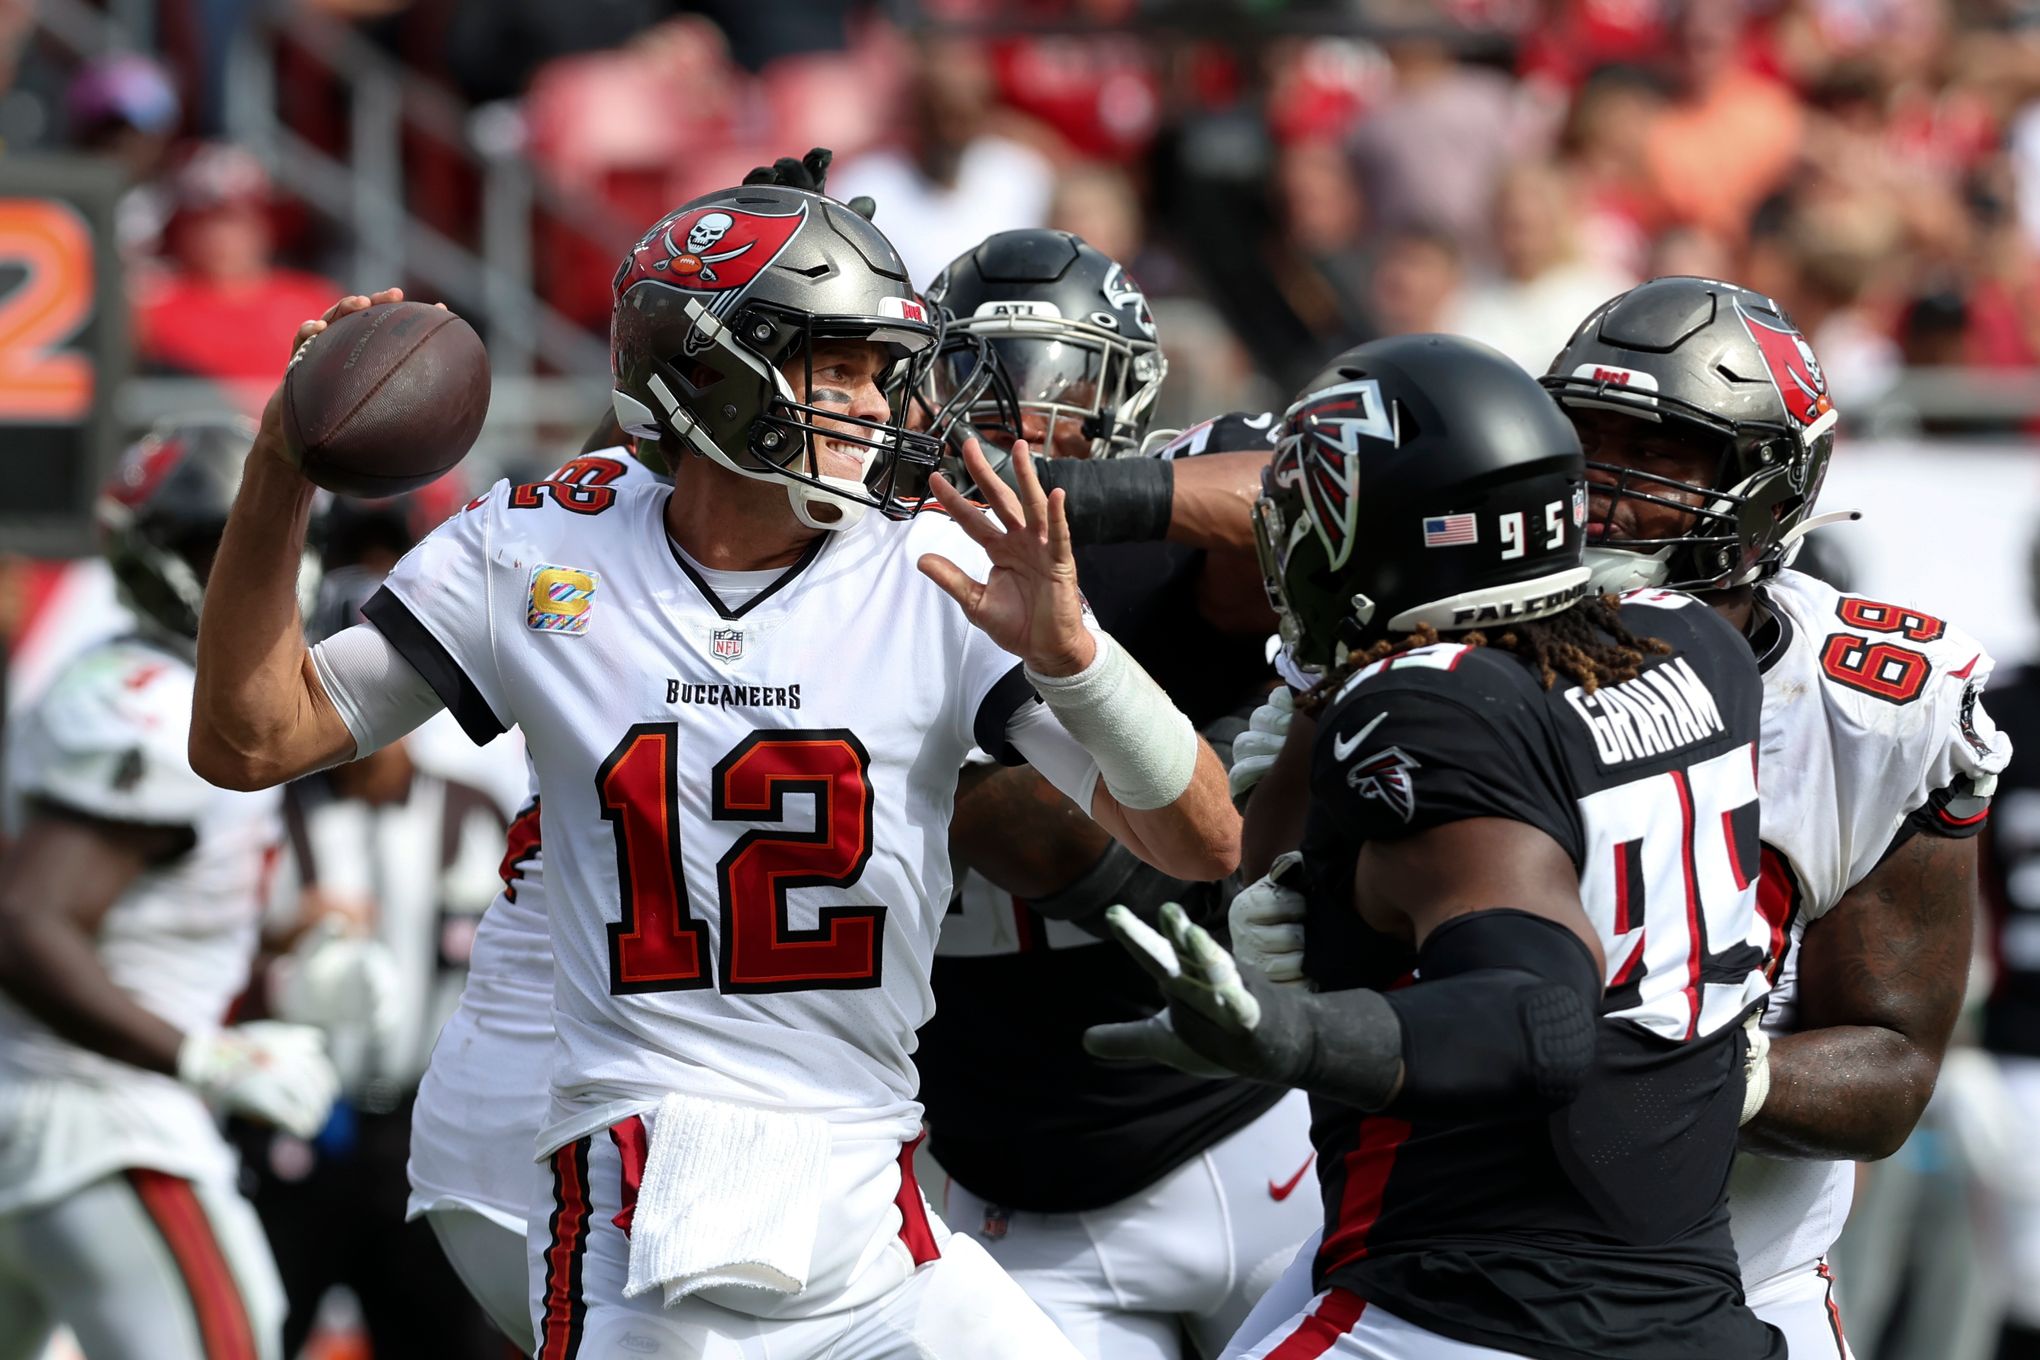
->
[18,0,2040,433]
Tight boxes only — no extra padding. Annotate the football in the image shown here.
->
[281,300,491,498]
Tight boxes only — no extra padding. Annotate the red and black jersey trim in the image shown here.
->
[974,664,1039,766]
[363,586,507,745]
[498,800,543,901]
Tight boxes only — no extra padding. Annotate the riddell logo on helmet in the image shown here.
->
[1735,302,1834,430]
[1572,363,1659,396]
[618,203,808,310]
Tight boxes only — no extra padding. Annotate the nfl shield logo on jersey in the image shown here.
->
[712,627,744,663]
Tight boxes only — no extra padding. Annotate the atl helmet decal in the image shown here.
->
[1100,262,1157,338]
[1346,745,1421,822]
[1272,378,1395,573]
[619,202,808,311]
[1735,301,1834,431]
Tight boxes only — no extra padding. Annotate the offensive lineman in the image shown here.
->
[189,180,1238,1360]
[1094,334,1786,1359]
[1224,279,2010,1358]
[1544,277,2008,1355]
[0,419,339,1360]
[917,229,1313,1357]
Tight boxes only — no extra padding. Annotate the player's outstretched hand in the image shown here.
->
[178,1021,340,1138]
[919,437,1096,677]
[1229,852,1308,984]
[1228,688,1295,805]
[1085,903,1310,1083]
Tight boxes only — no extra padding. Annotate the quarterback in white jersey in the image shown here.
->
[405,441,665,1348]
[192,179,1238,1360]
[0,420,338,1360]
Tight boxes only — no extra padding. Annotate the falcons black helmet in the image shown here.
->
[95,415,254,641]
[1253,335,1590,669]
[609,184,959,530]
[1541,276,1840,592]
[925,229,1167,469]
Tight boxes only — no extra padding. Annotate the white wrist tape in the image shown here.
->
[1025,633,1198,811]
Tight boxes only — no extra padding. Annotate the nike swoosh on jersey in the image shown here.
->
[1331,711,1387,763]
[1269,1152,1316,1201]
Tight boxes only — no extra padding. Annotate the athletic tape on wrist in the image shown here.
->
[1026,633,1198,811]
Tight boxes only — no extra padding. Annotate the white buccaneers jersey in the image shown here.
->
[367,475,1035,1153]
[1730,568,2011,1284]
[0,637,281,1211]
[461,452,668,1021]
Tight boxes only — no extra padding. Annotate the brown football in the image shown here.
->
[281,301,491,498]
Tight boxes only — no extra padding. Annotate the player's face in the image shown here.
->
[1572,407,1725,544]
[786,342,893,481]
[1018,405,1096,461]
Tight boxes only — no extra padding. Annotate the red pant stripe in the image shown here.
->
[1266,1289,1368,1360]
[539,1139,593,1360]
[1816,1258,1850,1357]
[126,1169,257,1360]
[894,1133,941,1266]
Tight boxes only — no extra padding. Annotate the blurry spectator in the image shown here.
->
[1368,224,1464,337]
[1647,223,1736,280]
[131,145,341,409]
[1445,160,1635,372]
[1783,199,1905,408]
[1556,64,1667,279]
[1646,0,1805,241]
[1346,34,1522,260]
[835,37,1056,285]
[64,55,182,256]
[1048,162,1146,275]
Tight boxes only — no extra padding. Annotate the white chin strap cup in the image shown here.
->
[1583,547,1672,595]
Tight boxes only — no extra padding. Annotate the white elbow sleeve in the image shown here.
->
[1024,633,1198,811]
[309,624,445,756]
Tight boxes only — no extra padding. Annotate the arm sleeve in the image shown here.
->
[307,624,446,757]
[1003,700,1103,815]
[1311,676,1583,866]
[359,487,512,745]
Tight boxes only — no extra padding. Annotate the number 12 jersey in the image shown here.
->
[366,479,1035,1155]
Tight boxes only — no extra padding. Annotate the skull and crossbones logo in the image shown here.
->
[657,210,754,283]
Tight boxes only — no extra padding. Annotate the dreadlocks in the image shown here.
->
[1300,594,1673,715]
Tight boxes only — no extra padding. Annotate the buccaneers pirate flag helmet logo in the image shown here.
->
[615,202,808,311]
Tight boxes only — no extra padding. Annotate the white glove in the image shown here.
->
[177,1022,340,1138]
[1228,851,1308,985]
[1228,688,1296,804]
[1740,1010,1771,1127]
[271,920,401,1048]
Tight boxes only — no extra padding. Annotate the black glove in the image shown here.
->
[741,146,877,221]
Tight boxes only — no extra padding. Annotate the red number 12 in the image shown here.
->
[599,725,881,995]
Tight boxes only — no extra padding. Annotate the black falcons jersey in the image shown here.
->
[1300,592,1782,1360]
[1984,666,2040,1057]
[917,414,1281,1213]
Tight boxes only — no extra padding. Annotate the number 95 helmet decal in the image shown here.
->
[1253,335,1589,669]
